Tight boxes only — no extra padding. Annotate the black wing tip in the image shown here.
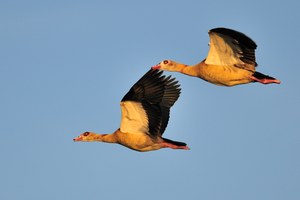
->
[209,27,257,49]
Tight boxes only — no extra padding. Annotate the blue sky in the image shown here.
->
[1,0,299,199]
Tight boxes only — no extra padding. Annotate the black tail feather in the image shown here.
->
[162,137,187,147]
[253,71,277,80]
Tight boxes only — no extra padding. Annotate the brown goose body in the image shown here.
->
[73,69,189,152]
[153,27,281,87]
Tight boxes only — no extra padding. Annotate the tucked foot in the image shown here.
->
[251,72,281,84]
[250,76,281,84]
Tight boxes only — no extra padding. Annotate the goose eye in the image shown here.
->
[83,132,90,136]
[163,60,169,64]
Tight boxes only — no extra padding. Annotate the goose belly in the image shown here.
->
[199,65,253,86]
[116,132,162,152]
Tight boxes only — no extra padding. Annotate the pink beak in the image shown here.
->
[151,65,161,69]
[73,136,82,142]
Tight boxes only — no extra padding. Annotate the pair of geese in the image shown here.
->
[73,27,281,152]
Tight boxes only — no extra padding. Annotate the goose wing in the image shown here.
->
[120,69,180,137]
[204,27,257,71]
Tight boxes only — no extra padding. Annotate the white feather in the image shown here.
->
[205,32,245,66]
[119,101,149,135]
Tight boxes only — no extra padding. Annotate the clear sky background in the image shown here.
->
[1,0,299,200]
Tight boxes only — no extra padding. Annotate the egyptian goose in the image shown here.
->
[73,69,189,152]
[152,27,281,87]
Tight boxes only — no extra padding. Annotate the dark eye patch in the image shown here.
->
[83,132,90,136]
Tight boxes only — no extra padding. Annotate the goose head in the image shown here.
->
[152,60,179,71]
[73,132,106,142]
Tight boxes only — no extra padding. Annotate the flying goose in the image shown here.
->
[73,69,189,152]
[152,27,281,86]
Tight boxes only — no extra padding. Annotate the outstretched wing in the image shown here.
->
[205,27,257,71]
[120,69,165,137]
[119,69,180,138]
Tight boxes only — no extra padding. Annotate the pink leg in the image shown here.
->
[161,142,190,150]
[250,76,281,84]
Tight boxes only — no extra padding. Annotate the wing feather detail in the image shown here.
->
[119,69,181,137]
[205,28,257,71]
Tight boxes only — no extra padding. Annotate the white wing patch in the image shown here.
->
[205,32,245,66]
[120,101,149,135]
